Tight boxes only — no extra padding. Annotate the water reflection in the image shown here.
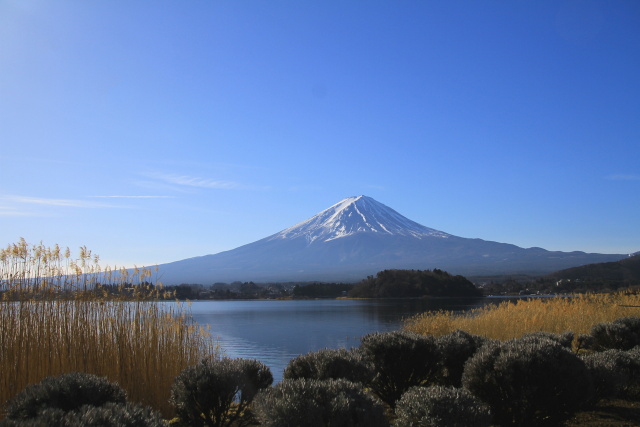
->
[184,297,499,382]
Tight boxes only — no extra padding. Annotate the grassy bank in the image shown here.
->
[0,239,218,418]
[404,291,640,339]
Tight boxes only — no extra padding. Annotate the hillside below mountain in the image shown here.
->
[547,254,640,285]
[155,196,628,284]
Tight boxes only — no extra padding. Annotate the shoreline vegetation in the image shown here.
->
[3,239,640,425]
[404,291,640,340]
[0,239,218,419]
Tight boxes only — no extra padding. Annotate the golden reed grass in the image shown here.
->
[0,239,218,418]
[404,292,640,340]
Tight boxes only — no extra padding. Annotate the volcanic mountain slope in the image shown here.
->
[155,196,628,284]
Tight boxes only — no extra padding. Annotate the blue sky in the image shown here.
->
[1,0,639,268]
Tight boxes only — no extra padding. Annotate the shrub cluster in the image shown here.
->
[573,316,640,403]
[170,357,273,427]
[590,316,640,351]
[3,372,126,420]
[434,330,489,387]
[1,372,163,426]
[520,330,574,349]
[359,331,440,407]
[581,349,634,403]
[6,317,640,426]
[283,348,371,384]
[395,385,491,427]
[462,336,593,426]
[252,378,388,427]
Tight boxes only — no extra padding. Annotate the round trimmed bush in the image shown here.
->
[170,357,272,427]
[462,336,593,426]
[283,348,372,384]
[3,372,127,421]
[591,317,640,351]
[359,331,440,407]
[434,330,488,387]
[252,378,388,427]
[395,385,492,427]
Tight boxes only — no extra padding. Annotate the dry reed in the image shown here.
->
[0,239,218,418]
[404,292,640,340]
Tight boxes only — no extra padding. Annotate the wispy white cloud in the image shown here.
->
[0,208,44,217]
[164,174,239,189]
[1,195,116,208]
[146,172,241,189]
[139,171,271,192]
[606,174,640,181]
[0,193,171,217]
[88,195,175,199]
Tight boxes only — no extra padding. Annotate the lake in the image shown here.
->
[186,297,511,382]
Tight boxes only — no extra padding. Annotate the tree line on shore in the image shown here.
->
[162,269,482,300]
[161,254,640,299]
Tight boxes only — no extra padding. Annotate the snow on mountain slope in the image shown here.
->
[270,195,450,244]
[153,195,629,284]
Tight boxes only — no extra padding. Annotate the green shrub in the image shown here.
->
[3,372,126,421]
[591,317,640,350]
[283,348,372,384]
[170,357,272,427]
[394,385,492,427]
[252,378,388,427]
[434,330,488,387]
[359,331,440,407]
[462,336,593,426]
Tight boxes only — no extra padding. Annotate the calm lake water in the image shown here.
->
[185,297,514,382]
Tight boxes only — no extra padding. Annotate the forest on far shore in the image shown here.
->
[142,255,640,300]
[348,269,482,298]
[161,269,482,300]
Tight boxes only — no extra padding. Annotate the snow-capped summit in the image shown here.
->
[271,195,449,244]
[154,196,627,284]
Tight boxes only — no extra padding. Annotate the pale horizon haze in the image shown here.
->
[1,1,639,268]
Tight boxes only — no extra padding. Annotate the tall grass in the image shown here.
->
[404,292,640,340]
[0,239,218,418]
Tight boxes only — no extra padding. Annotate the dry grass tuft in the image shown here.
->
[0,239,218,418]
[404,292,640,340]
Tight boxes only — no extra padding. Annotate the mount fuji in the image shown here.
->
[155,196,628,284]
